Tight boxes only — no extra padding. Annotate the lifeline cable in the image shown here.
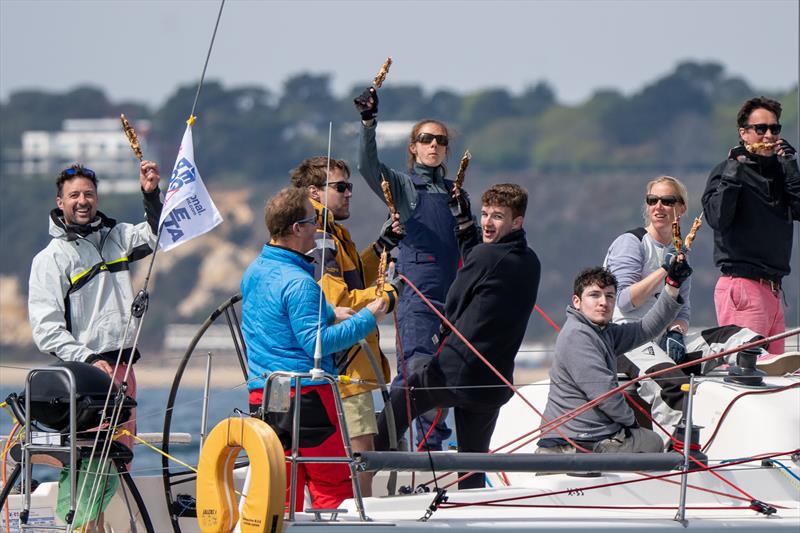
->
[504,327,800,454]
[398,273,591,452]
[439,449,796,511]
[396,273,800,491]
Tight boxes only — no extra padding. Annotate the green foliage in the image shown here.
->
[2,62,798,347]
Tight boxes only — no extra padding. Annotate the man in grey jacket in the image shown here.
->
[28,161,162,454]
[537,262,691,454]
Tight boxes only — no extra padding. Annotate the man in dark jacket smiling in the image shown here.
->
[375,183,540,489]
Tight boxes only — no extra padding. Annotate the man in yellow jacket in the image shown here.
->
[291,156,401,496]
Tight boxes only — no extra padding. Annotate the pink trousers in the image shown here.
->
[714,276,785,355]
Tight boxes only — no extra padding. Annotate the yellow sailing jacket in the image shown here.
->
[309,198,395,397]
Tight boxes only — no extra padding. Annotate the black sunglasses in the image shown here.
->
[416,133,449,146]
[62,167,96,179]
[291,214,317,231]
[645,194,681,207]
[745,123,782,135]
[327,181,353,193]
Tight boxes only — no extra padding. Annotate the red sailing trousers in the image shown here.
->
[250,384,352,511]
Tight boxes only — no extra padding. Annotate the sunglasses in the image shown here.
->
[744,123,782,135]
[294,214,317,227]
[62,167,96,179]
[645,194,681,207]
[415,133,449,146]
[327,181,353,193]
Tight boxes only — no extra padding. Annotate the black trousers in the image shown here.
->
[375,358,501,490]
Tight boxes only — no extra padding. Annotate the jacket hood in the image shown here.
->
[49,209,116,241]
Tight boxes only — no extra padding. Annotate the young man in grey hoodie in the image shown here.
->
[537,262,691,454]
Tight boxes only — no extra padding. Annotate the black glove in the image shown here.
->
[374,216,404,254]
[664,254,692,288]
[660,245,679,272]
[776,139,797,160]
[448,188,472,224]
[354,87,378,121]
[728,144,750,162]
[388,276,404,301]
[659,329,687,364]
[385,262,404,302]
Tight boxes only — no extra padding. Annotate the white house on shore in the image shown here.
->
[19,118,150,191]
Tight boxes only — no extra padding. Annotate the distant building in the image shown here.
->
[20,118,150,188]
[341,120,418,147]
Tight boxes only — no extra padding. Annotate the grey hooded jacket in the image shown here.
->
[28,194,160,364]
[540,289,682,442]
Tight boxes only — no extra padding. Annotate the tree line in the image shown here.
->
[2,61,797,182]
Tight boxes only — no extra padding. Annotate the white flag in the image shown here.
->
[158,124,223,251]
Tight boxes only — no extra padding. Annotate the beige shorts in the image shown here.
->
[341,391,378,438]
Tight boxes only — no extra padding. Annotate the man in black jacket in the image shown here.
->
[701,96,800,359]
[375,183,541,489]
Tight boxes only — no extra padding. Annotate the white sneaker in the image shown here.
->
[756,351,800,376]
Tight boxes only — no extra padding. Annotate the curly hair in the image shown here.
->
[482,183,528,218]
[573,267,617,298]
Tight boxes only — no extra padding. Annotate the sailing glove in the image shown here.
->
[448,188,472,224]
[354,87,378,121]
[777,139,797,160]
[659,329,687,364]
[374,216,404,255]
[660,245,686,272]
[664,254,692,288]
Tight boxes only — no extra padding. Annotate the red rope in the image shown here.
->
[503,328,800,452]
[398,274,589,452]
[417,408,444,452]
[439,449,795,509]
[701,382,800,452]
[534,304,561,332]
[619,391,759,502]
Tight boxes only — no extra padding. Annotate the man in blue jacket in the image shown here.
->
[241,186,387,511]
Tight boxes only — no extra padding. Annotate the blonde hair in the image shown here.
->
[642,175,688,226]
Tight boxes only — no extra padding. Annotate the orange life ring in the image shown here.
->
[196,417,286,532]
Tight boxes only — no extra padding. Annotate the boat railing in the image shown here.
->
[259,370,370,522]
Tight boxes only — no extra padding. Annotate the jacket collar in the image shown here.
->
[496,228,527,246]
[564,304,607,333]
[310,197,352,242]
[412,162,446,183]
[262,242,315,273]
[49,209,116,241]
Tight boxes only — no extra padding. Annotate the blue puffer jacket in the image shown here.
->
[241,243,377,391]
